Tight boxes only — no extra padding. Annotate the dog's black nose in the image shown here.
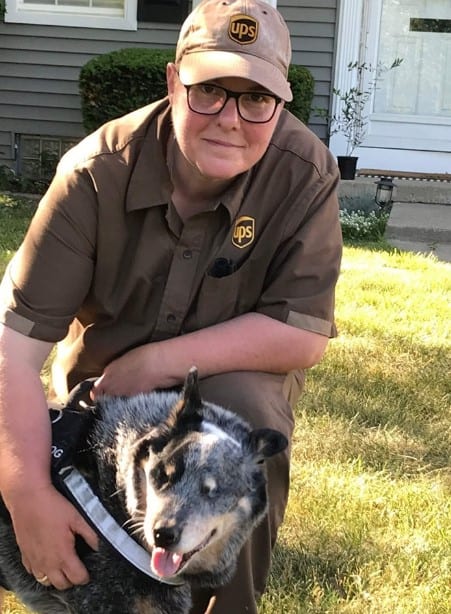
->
[153,526,179,548]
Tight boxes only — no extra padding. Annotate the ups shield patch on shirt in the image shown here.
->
[232,216,255,248]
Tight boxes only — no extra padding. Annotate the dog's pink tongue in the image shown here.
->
[151,547,183,578]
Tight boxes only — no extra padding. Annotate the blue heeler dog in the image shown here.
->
[0,368,287,613]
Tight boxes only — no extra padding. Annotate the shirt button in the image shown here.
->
[167,314,176,323]
[183,250,192,259]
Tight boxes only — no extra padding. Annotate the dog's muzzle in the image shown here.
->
[59,467,185,586]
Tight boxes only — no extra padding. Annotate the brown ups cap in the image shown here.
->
[176,0,293,101]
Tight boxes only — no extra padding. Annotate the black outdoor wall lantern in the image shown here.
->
[375,176,396,211]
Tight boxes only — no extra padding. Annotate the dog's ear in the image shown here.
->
[157,368,203,437]
[177,366,202,420]
[246,429,288,463]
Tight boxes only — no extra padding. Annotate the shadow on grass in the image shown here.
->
[298,335,450,477]
[261,540,371,612]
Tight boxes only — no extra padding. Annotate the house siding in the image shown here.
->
[279,0,337,139]
[0,1,337,168]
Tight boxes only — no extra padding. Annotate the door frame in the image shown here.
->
[330,0,451,172]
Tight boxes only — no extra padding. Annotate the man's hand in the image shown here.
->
[0,325,98,589]
[7,484,98,590]
[91,343,169,399]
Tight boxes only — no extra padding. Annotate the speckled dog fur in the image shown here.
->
[0,369,287,613]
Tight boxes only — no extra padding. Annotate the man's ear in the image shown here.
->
[166,62,178,102]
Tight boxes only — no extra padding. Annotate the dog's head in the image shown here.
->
[126,368,287,586]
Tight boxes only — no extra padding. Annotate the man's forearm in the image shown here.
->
[94,312,329,397]
[0,324,53,500]
[159,312,328,379]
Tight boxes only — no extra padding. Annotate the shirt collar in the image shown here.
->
[125,100,173,212]
[219,170,253,222]
[125,99,254,220]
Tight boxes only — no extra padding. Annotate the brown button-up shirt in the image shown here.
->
[0,99,342,398]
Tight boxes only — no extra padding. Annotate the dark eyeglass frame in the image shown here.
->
[183,83,282,124]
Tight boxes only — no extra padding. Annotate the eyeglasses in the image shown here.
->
[183,83,282,124]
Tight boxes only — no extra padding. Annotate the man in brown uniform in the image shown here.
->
[0,0,342,612]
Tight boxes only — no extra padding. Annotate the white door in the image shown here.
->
[330,0,451,173]
[369,0,451,152]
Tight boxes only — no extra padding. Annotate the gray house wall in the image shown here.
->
[0,0,337,169]
[281,0,337,139]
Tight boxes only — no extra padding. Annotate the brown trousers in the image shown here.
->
[190,370,303,614]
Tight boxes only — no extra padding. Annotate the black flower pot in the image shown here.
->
[337,156,358,180]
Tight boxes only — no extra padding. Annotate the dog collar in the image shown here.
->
[59,466,185,587]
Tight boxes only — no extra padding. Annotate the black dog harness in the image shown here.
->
[0,380,184,588]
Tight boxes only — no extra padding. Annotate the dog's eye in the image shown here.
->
[200,476,218,498]
[150,462,169,489]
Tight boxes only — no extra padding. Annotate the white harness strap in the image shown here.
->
[59,467,185,586]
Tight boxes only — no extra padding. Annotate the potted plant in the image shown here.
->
[317,58,403,179]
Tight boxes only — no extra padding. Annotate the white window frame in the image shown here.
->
[328,0,367,158]
[5,0,137,30]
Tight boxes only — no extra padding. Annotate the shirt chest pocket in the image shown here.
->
[192,260,264,329]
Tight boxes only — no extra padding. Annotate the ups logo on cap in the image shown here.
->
[229,14,259,45]
[232,216,255,248]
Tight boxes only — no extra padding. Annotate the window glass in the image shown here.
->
[375,0,451,117]
[6,0,136,29]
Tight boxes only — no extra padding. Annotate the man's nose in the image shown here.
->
[217,97,241,126]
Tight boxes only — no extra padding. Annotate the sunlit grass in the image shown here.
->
[260,246,450,613]
[1,196,450,613]
[0,194,37,252]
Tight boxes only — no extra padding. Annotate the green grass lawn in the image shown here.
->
[1,194,450,613]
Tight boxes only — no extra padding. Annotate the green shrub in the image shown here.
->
[340,209,388,241]
[285,64,314,124]
[0,164,51,195]
[79,47,314,133]
[79,48,175,133]
[0,165,20,192]
[338,194,379,215]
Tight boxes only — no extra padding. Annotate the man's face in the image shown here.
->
[167,63,284,182]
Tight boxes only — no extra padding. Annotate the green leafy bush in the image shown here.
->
[338,193,380,215]
[79,48,175,133]
[79,47,314,133]
[285,64,314,124]
[0,166,20,191]
[0,164,51,195]
[340,209,388,241]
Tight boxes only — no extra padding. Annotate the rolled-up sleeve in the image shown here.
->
[0,167,97,341]
[257,169,342,337]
